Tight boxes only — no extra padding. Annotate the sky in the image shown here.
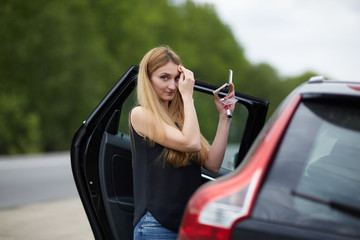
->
[193,0,360,81]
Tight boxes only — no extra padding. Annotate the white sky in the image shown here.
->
[193,0,360,81]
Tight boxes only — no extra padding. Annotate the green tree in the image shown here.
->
[284,71,320,91]
[0,0,322,154]
[0,93,41,154]
[241,63,285,116]
[0,0,116,152]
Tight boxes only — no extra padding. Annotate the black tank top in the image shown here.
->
[130,124,202,232]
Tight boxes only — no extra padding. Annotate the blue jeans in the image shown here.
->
[133,211,177,240]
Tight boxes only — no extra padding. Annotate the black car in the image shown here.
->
[178,76,360,240]
[71,65,268,240]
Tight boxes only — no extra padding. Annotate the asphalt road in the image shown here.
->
[0,152,94,240]
[0,152,77,209]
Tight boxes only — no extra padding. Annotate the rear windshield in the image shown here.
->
[253,98,360,236]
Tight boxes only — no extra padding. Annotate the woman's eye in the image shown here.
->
[175,76,180,81]
[160,76,168,80]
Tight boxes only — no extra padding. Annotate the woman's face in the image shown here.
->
[150,61,180,106]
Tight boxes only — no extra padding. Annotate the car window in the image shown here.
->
[117,87,249,171]
[193,91,248,171]
[253,98,360,237]
[118,89,137,134]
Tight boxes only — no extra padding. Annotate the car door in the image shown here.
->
[71,65,268,240]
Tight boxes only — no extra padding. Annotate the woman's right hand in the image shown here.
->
[178,65,195,99]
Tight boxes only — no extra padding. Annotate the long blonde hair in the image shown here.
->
[136,46,209,167]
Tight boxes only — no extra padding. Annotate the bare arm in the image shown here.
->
[203,83,235,173]
[130,66,201,153]
[176,65,201,151]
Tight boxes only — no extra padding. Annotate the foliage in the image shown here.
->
[0,0,319,154]
[0,93,41,154]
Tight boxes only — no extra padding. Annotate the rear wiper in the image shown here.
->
[292,190,360,219]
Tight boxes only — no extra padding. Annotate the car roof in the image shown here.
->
[296,76,360,98]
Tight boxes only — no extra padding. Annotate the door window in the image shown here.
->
[117,87,249,172]
[193,90,248,171]
[118,90,136,134]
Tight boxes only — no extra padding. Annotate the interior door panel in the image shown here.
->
[99,131,134,240]
[71,66,138,240]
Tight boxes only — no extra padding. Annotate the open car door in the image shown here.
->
[71,65,268,240]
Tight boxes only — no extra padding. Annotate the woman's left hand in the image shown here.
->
[213,83,235,118]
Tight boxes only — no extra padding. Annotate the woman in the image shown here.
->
[130,46,235,240]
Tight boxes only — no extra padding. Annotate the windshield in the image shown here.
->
[253,97,360,236]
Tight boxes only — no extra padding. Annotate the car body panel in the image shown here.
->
[178,79,360,240]
[246,93,360,239]
[178,91,302,240]
[232,219,359,240]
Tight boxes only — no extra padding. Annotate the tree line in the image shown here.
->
[0,0,318,154]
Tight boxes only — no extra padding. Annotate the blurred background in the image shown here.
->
[1,0,359,156]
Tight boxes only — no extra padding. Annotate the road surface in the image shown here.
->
[0,152,77,209]
[0,152,94,240]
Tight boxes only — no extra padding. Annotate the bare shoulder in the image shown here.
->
[130,106,148,136]
[130,105,144,118]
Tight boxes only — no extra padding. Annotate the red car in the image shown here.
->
[178,76,360,240]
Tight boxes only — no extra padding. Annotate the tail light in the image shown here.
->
[198,170,261,229]
[178,165,263,240]
[348,85,360,92]
[178,93,302,240]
